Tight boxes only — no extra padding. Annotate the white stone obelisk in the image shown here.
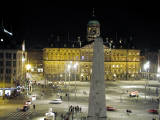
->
[87,37,107,120]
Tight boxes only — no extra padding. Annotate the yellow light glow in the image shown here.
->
[73,62,79,69]
[26,64,31,70]
[60,74,63,77]
[22,57,25,62]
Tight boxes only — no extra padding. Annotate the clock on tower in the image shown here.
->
[87,20,100,41]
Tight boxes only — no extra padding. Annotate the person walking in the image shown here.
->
[79,107,82,112]
[60,96,62,100]
[54,112,57,120]
[60,113,64,120]
[33,104,35,110]
[126,109,132,115]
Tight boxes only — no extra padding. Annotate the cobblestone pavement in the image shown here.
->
[6,111,32,120]
[0,80,160,120]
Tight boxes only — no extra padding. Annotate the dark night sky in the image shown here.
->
[1,1,160,50]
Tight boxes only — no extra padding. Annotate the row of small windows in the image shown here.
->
[0,69,16,74]
[47,52,139,56]
[107,64,138,68]
[46,49,79,52]
[0,53,16,59]
[105,51,140,56]
[46,53,80,56]
[0,77,11,82]
[0,76,11,82]
[81,56,139,61]
[46,56,79,61]
[0,61,16,67]
[45,49,139,55]
[45,53,139,61]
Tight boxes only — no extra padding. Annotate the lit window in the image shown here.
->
[81,56,84,60]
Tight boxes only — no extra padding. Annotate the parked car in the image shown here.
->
[25,100,32,105]
[148,109,158,114]
[129,91,139,97]
[106,106,116,111]
[49,99,62,104]
[18,105,30,112]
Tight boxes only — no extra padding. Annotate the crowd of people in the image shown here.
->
[69,105,82,113]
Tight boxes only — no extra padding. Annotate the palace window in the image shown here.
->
[6,53,11,59]
[13,53,16,59]
[6,69,11,74]
[13,69,16,75]
[5,76,11,83]
[76,56,79,60]
[6,61,11,66]
[81,56,84,60]
[0,61,3,66]
[0,53,3,58]
[0,69,3,74]
[128,52,131,55]
[13,61,16,67]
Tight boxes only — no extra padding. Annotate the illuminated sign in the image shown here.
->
[3,28,13,36]
[0,88,16,90]
[5,90,11,96]
[0,90,3,96]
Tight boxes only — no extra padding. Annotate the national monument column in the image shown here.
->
[87,37,107,120]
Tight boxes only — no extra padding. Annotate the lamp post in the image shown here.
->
[81,74,84,81]
[157,67,160,120]
[157,67,160,82]
[22,56,26,87]
[67,63,71,107]
[64,64,67,87]
[109,41,112,80]
[157,74,160,120]
[144,61,150,100]
[60,74,62,86]
[67,64,71,90]
[26,64,31,96]
[73,62,78,100]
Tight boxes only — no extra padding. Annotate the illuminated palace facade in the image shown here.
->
[43,19,141,81]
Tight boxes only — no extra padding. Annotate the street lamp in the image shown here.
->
[67,64,71,90]
[81,74,84,81]
[157,67,160,120]
[157,67,160,82]
[64,64,67,87]
[67,63,71,107]
[143,61,150,100]
[25,64,32,96]
[64,62,71,87]
[26,64,31,71]
[60,74,62,83]
[73,62,78,99]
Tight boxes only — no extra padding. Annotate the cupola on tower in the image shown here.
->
[87,9,100,41]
